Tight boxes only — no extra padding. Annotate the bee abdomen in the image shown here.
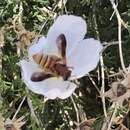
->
[39,55,48,69]
[33,53,62,74]
[33,53,43,64]
[33,53,48,69]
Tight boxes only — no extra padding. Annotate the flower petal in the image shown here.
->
[67,38,103,79]
[42,81,76,99]
[46,15,87,56]
[20,60,76,99]
[28,36,47,61]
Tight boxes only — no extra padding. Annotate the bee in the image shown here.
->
[31,34,72,82]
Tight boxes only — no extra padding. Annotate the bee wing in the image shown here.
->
[31,71,54,82]
[56,34,67,65]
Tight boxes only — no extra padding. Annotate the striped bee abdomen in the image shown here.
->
[33,53,48,69]
[32,53,61,73]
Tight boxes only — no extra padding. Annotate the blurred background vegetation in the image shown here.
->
[0,0,130,130]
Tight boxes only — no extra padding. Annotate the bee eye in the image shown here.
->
[31,72,53,82]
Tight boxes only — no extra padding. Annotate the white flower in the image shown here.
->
[20,15,102,99]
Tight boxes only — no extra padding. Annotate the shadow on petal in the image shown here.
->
[28,36,47,61]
